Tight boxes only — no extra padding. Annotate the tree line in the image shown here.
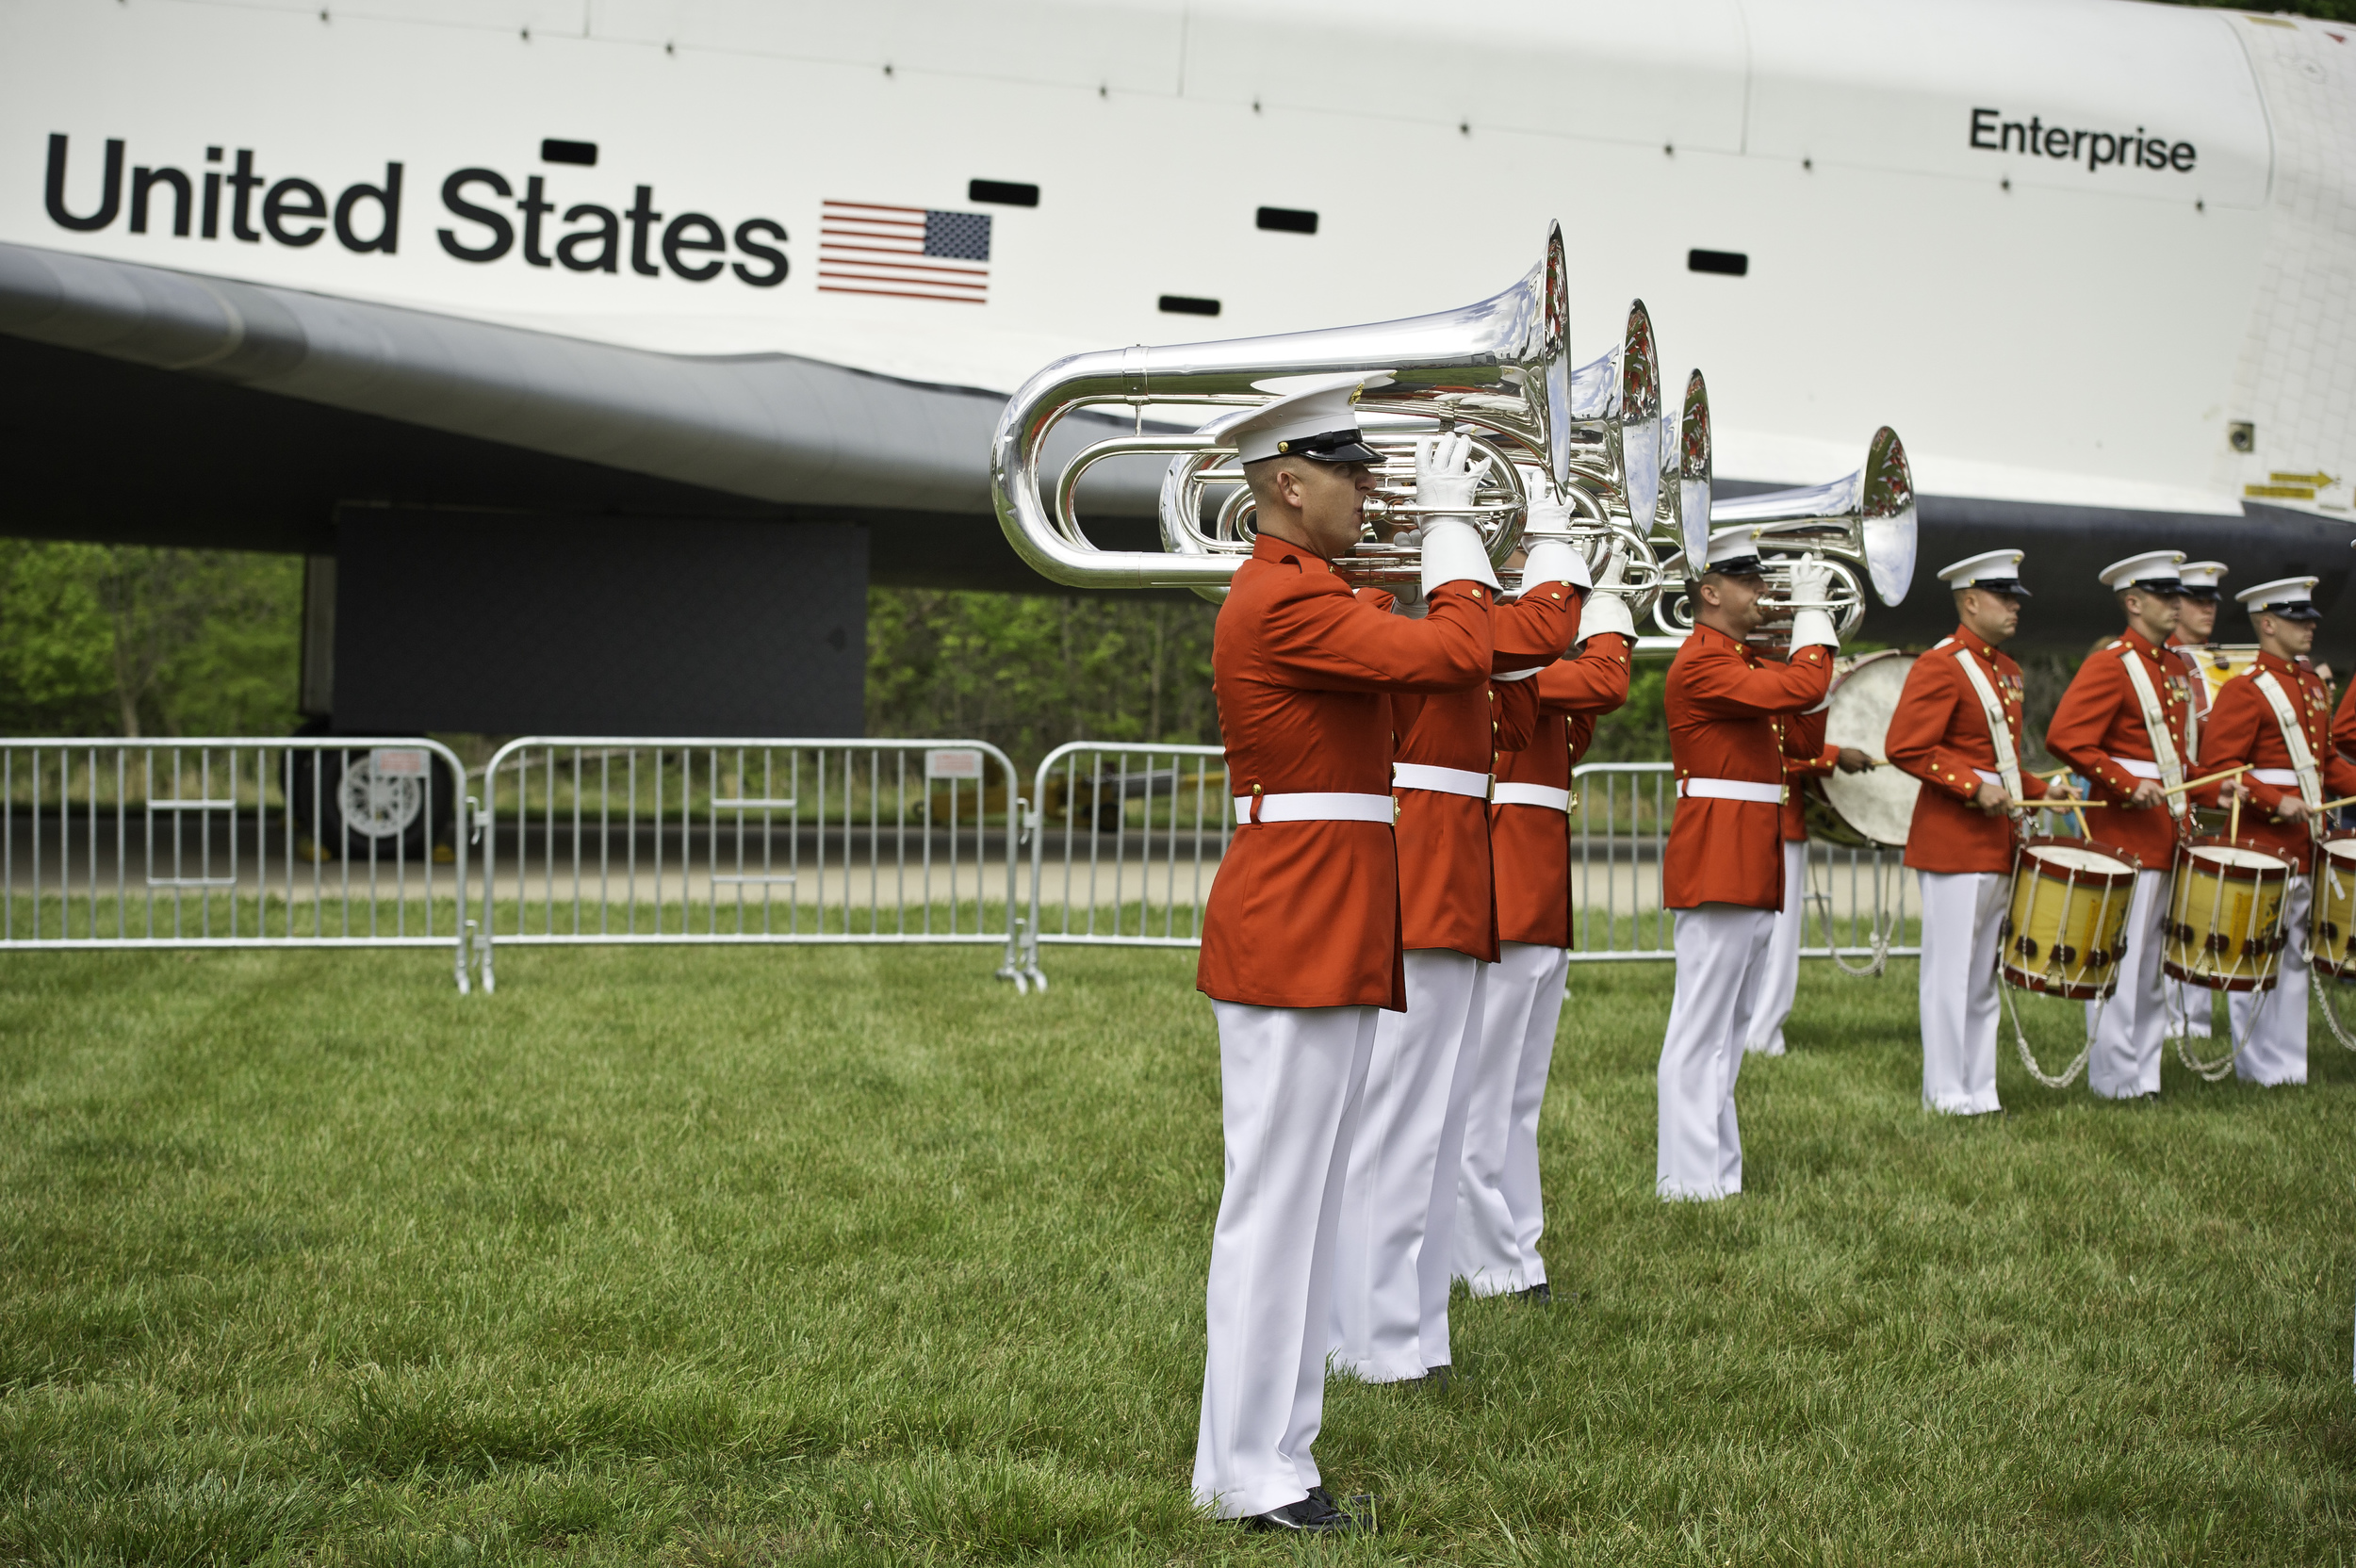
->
[0,540,2113,776]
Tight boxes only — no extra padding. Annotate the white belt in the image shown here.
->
[2110,756,2162,780]
[2251,767,2301,786]
[1493,782,1572,812]
[1677,776,1787,805]
[1234,792,1396,825]
[1393,762,1492,799]
[1973,768,2002,785]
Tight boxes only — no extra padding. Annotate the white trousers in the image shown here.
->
[1916,870,2006,1115]
[1746,839,1809,1056]
[2228,873,2311,1086]
[1659,904,1775,1200]
[2086,868,2168,1099]
[1193,1002,1376,1520]
[1455,941,1569,1297]
[2168,979,2214,1037]
[1331,949,1482,1382]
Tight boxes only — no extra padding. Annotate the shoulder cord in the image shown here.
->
[1953,646,2023,798]
[2119,648,2187,817]
[2253,671,2324,841]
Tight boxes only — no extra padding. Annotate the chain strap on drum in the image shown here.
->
[2002,975,2097,1089]
[2165,988,2241,1082]
[2315,968,2356,1053]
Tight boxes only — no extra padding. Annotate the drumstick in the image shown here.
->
[2161,763,2251,798]
[2316,793,2356,813]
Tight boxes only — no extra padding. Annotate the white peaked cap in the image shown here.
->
[1225,371,1394,464]
[2235,576,2323,620]
[1937,549,2028,592]
[2098,550,2185,592]
[2177,560,2229,594]
[1702,525,1767,572]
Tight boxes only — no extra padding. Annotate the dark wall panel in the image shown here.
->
[333,509,866,736]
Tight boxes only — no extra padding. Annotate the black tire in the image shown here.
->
[286,743,456,860]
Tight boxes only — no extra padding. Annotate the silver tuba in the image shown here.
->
[1650,426,1918,645]
[990,225,1573,595]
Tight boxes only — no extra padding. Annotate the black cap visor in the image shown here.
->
[1274,427,1382,464]
[1957,577,2031,598]
[2250,600,2323,622]
[1696,554,1765,580]
[2122,577,2184,596]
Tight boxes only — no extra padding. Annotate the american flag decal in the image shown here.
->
[818,201,990,303]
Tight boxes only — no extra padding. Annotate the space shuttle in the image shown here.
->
[1,0,2350,734]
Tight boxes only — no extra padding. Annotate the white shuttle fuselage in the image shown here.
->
[1,0,2351,629]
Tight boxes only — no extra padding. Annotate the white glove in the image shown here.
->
[1783,555,1840,651]
[1415,433,1493,518]
[1516,538,1588,595]
[1418,516,1502,597]
[1783,554,1833,609]
[1577,591,1637,644]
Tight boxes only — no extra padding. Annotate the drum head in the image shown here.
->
[1819,651,1922,847]
[2322,835,2356,868]
[2025,842,2135,877]
[2186,842,2293,874]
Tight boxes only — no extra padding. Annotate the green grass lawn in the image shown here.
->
[2,945,2351,1565]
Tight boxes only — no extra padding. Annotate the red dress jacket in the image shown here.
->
[1884,627,2053,874]
[2334,676,2356,762]
[1492,632,1634,947]
[1664,625,1834,910]
[1777,704,1835,843]
[2043,628,2196,872]
[1390,587,1580,959]
[1198,535,1494,1010]
[2196,651,2356,873]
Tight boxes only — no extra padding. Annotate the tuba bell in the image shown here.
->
[1649,426,1918,646]
[991,224,1573,595]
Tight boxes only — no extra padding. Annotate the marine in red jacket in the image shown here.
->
[1454,561,1635,1303]
[2201,576,2356,1087]
[1332,476,1582,1390]
[2040,549,2193,1101]
[1191,381,1496,1534]
[1656,529,1837,1201]
[2168,560,2229,760]
[1884,550,2062,1115]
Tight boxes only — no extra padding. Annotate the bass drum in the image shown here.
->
[1802,649,1922,848]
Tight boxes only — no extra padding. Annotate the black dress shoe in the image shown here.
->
[1241,1494,1358,1532]
[1517,1282,1553,1304]
[1421,1364,1451,1390]
[1309,1486,1379,1532]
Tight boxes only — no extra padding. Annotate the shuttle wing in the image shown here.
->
[0,237,1156,522]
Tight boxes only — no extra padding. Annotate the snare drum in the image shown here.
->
[2001,839,2141,1000]
[2311,834,2356,980]
[2164,837,2295,991]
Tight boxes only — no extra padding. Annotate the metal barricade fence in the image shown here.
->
[1022,743,1232,984]
[1567,762,1918,966]
[474,738,1027,993]
[1018,754,1916,981]
[1,738,473,988]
